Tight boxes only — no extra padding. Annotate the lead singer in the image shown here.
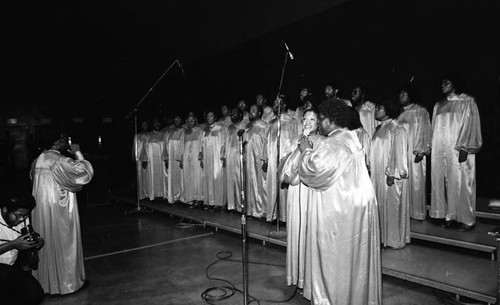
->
[298,100,381,305]
[280,108,323,300]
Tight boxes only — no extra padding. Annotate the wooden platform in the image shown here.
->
[114,196,499,304]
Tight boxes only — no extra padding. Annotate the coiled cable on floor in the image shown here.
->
[201,251,297,304]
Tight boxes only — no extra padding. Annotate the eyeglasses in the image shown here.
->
[10,211,28,221]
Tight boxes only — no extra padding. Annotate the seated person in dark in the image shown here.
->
[0,193,45,304]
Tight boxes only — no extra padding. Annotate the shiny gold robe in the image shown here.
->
[299,129,381,305]
[133,132,149,199]
[201,123,226,207]
[398,103,431,220]
[141,130,168,200]
[31,150,93,294]
[244,119,268,218]
[163,127,184,202]
[181,127,204,203]
[430,93,482,226]
[280,134,324,292]
[370,119,410,249]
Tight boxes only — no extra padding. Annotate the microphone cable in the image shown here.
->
[201,251,298,304]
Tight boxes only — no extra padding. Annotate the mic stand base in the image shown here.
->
[126,199,153,215]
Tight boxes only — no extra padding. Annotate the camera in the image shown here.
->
[18,224,41,271]
[21,225,41,243]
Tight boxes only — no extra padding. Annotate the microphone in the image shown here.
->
[177,60,185,75]
[283,41,294,60]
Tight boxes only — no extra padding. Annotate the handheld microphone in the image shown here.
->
[283,41,294,60]
[177,60,185,75]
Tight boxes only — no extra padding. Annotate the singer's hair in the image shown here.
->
[397,83,420,103]
[318,100,350,128]
[2,193,36,212]
[441,72,465,94]
[376,96,401,119]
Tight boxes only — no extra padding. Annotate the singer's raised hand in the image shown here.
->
[298,135,312,152]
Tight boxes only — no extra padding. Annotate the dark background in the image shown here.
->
[1,0,499,198]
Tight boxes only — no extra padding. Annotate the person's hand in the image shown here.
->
[386,176,395,186]
[142,162,148,169]
[221,158,226,168]
[200,160,203,169]
[459,150,468,163]
[414,154,424,163]
[11,234,37,250]
[164,159,168,169]
[298,135,312,153]
[262,161,268,172]
[198,152,203,161]
[35,237,45,250]
[179,160,183,169]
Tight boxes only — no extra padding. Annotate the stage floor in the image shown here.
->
[115,197,498,304]
[40,203,457,305]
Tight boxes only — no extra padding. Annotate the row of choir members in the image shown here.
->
[133,94,307,222]
[134,72,481,243]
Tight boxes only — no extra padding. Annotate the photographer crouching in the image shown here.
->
[0,194,45,304]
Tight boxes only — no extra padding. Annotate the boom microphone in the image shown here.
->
[283,41,294,60]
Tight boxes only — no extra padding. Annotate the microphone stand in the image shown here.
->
[238,133,249,305]
[127,59,182,215]
[269,47,290,238]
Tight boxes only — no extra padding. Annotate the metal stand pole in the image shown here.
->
[269,48,290,238]
[238,134,249,304]
[126,59,182,215]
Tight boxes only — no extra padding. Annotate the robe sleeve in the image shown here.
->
[358,128,371,170]
[299,139,353,191]
[261,126,271,162]
[386,124,408,180]
[139,135,148,162]
[52,157,94,192]
[278,148,301,185]
[429,103,439,152]
[175,131,185,161]
[455,97,482,154]
[413,107,432,155]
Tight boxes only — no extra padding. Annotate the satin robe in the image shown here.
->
[181,127,204,203]
[201,123,226,207]
[31,150,93,294]
[280,134,324,292]
[163,127,184,202]
[356,101,378,139]
[133,132,149,199]
[224,121,247,211]
[299,129,381,305]
[263,113,301,221]
[370,119,410,249]
[398,104,431,220]
[244,119,268,218]
[141,130,168,200]
[355,127,371,171]
[218,116,232,205]
[430,93,482,226]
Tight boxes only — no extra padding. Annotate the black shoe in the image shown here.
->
[441,220,452,228]
[458,224,474,232]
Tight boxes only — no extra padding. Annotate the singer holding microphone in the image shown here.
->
[279,108,323,300]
